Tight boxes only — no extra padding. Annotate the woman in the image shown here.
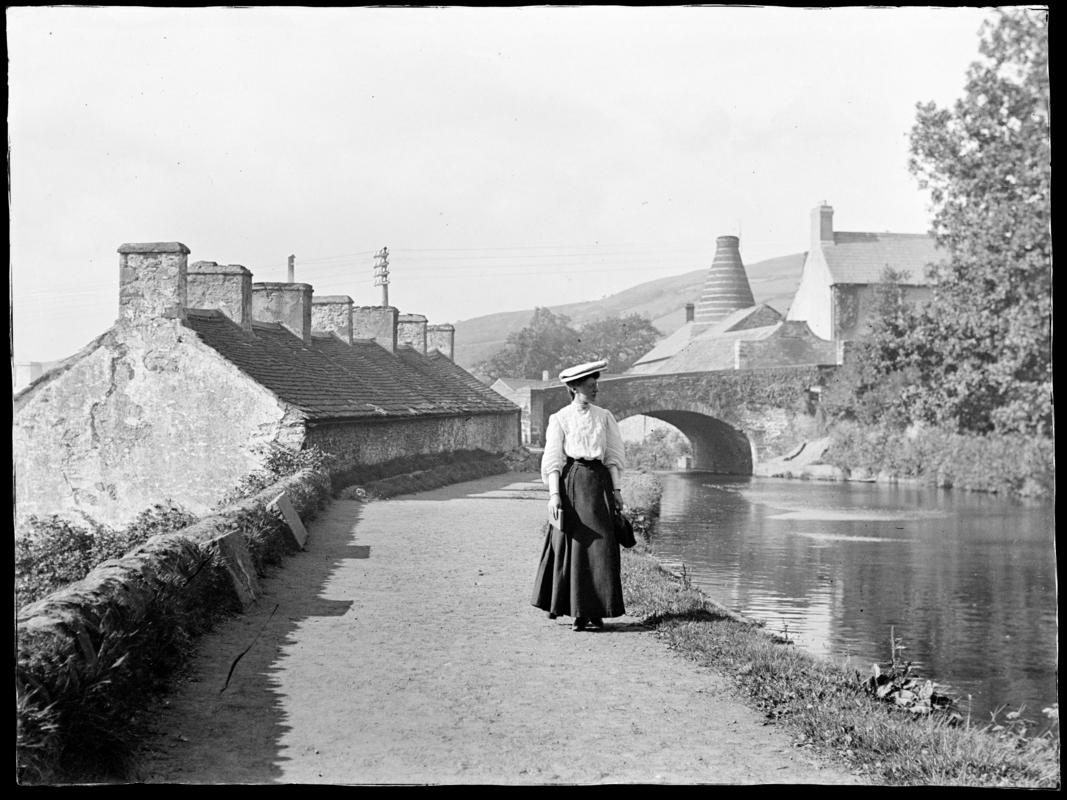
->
[531,359,627,631]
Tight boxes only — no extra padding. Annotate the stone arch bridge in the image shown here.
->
[528,366,836,475]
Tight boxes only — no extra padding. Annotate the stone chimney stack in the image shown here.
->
[352,305,398,352]
[118,242,190,323]
[397,313,428,354]
[693,235,755,325]
[426,323,455,361]
[685,303,695,323]
[312,295,354,344]
[187,261,253,330]
[812,202,834,246]
[252,282,314,344]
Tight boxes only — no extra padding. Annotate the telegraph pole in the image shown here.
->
[373,247,390,307]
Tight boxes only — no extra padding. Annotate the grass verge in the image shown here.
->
[618,473,1060,788]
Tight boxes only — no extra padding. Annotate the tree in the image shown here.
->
[903,8,1051,436]
[476,308,662,381]
[624,427,692,471]
[570,314,662,374]
[476,307,581,381]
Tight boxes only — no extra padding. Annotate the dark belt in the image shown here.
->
[566,457,603,467]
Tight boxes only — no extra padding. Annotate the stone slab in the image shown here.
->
[209,529,260,610]
[270,492,308,550]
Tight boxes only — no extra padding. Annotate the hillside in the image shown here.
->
[451,252,807,371]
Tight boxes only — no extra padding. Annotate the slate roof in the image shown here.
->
[182,310,516,421]
[492,377,557,392]
[630,323,780,374]
[824,232,945,285]
[395,346,519,414]
[631,305,782,369]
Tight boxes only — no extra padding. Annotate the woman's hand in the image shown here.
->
[613,488,624,511]
[548,492,562,524]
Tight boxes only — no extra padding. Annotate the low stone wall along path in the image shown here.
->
[134,473,862,785]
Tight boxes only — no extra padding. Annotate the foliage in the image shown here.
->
[891,8,1050,436]
[216,444,336,507]
[863,628,958,720]
[820,269,926,428]
[568,313,662,373]
[476,307,661,381]
[824,420,1054,498]
[625,427,693,471]
[15,504,199,608]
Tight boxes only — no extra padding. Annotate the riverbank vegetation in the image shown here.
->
[624,427,692,472]
[619,470,1059,787]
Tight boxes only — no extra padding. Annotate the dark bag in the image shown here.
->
[613,504,636,549]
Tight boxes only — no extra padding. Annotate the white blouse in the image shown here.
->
[540,401,627,484]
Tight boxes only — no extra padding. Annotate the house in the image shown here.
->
[490,373,557,445]
[13,242,519,529]
[785,203,944,341]
[629,236,837,375]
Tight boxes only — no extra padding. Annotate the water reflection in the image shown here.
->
[652,473,1058,723]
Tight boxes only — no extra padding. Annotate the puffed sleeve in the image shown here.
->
[540,413,565,484]
[603,409,627,474]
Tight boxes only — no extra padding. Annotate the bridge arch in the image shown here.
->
[617,408,753,474]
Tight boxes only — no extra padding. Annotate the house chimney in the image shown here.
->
[117,242,190,323]
[352,305,398,353]
[693,235,755,325]
[426,323,455,361]
[187,261,253,330]
[685,303,695,323]
[252,282,314,344]
[812,202,834,245]
[312,295,354,344]
[397,313,428,354]
[542,370,550,382]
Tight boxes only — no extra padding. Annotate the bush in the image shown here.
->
[15,504,198,609]
[824,422,1055,498]
[625,428,692,471]
[216,444,336,507]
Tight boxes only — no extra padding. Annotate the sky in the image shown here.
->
[9,5,1000,366]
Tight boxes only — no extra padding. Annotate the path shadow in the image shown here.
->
[132,499,373,784]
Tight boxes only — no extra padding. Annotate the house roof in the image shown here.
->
[631,305,782,368]
[395,346,519,414]
[824,232,945,285]
[492,377,557,392]
[182,309,515,421]
[632,323,781,374]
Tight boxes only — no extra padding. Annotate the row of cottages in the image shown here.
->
[13,242,520,530]
[629,202,944,376]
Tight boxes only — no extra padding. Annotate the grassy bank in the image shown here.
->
[824,422,1055,499]
[618,473,1060,788]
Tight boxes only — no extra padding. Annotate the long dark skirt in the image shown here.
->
[531,459,625,619]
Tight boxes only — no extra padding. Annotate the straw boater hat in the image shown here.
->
[558,359,607,384]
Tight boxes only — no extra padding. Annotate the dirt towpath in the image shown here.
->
[133,473,863,785]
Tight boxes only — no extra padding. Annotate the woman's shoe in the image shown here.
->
[587,618,603,629]
[572,617,588,631]
[547,612,557,620]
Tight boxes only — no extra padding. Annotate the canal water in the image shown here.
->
[649,472,1058,724]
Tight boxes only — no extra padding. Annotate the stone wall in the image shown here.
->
[305,412,519,474]
[13,320,304,530]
